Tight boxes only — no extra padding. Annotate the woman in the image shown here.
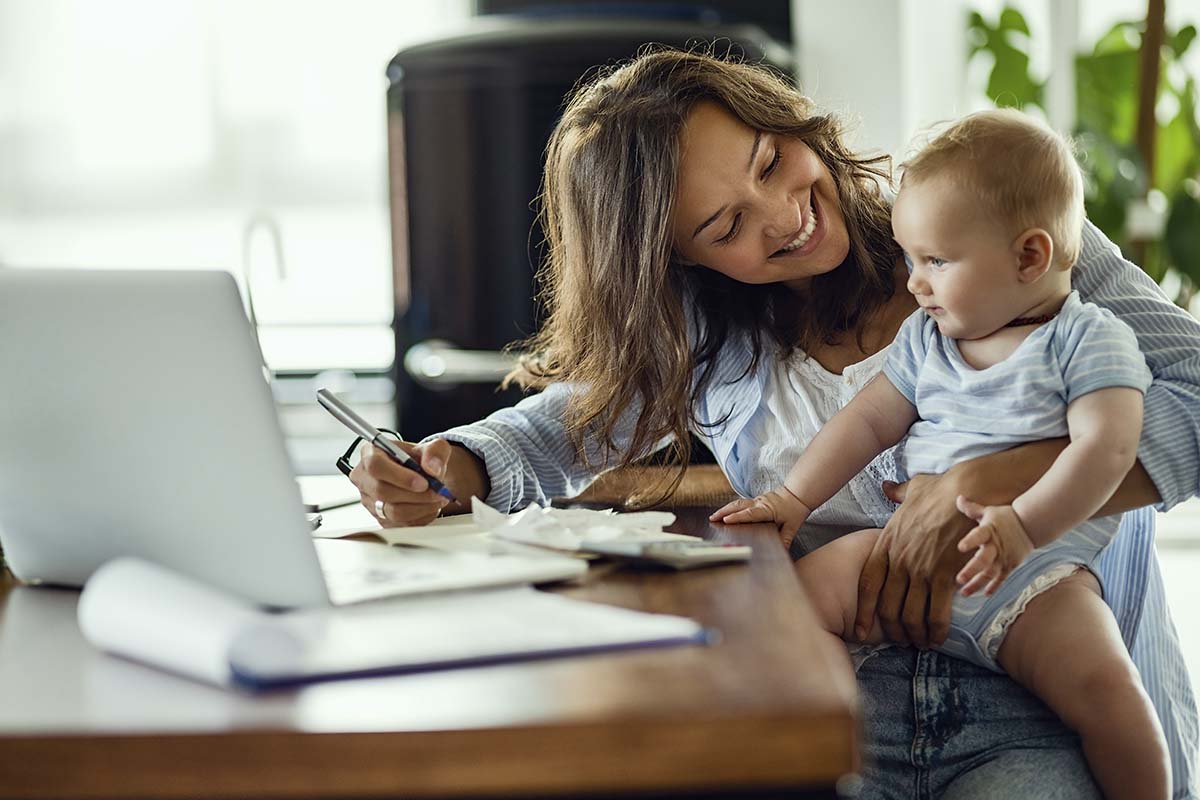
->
[351,50,1198,798]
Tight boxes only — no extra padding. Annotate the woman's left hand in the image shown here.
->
[853,472,974,649]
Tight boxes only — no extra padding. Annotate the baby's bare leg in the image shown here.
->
[793,529,886,645]
[997,570,1170,800]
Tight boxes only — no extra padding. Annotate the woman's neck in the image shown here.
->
[804,259,917,373]
[869,261,920,343]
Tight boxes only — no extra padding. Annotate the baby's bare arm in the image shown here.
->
[783,375,917,510]
[714,376,916,545]
[1011,387,1144,546]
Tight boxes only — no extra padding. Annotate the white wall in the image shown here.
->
[792,0,972,162]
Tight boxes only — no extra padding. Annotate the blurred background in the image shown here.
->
[1,0,1198,699]
[0,0,1195,474]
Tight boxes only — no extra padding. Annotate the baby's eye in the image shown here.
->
[928,256,947,268]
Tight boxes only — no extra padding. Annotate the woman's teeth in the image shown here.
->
[777,200,818,254]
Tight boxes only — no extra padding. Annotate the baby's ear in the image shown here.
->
[1014,228,1054,283]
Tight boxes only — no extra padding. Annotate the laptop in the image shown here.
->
[0,269,584,607]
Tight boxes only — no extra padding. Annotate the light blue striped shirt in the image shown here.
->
[885,290,1152,478]
[880,291,1154,669]
[432,221,1199,797]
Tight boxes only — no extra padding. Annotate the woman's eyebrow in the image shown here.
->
[692,205,727,240]
[692,131,763,240]
[745,130,763,171]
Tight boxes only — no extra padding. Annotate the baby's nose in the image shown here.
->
[907,270,929,295]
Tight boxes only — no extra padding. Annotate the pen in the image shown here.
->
[316,388,458,503]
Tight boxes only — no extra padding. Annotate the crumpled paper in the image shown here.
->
[471,497,689,550]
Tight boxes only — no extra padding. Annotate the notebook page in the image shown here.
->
[78,557,264,686]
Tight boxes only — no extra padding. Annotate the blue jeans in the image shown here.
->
[852,645,1100,800]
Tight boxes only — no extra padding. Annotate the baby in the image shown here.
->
[712,109,1169,799]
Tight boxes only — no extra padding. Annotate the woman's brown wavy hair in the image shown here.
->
[506,47,900,504]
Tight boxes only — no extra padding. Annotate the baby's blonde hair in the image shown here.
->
[900,108,1085,268]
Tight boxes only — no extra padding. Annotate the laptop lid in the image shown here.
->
[0,269,330,608]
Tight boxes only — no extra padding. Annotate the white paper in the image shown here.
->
[312,506,484,541]
[314,538,586,605]
[316,501,699,555]
[78,558,708,690]
[78,557,263,686]
[228,585,707,684]
[470,498,693,550]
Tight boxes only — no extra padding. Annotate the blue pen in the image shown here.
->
[316,388,457,502]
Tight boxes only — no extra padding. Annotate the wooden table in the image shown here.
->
[0,508,858,799]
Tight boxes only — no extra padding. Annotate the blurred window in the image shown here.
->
[0,0,469,473]
[0,0,470,373]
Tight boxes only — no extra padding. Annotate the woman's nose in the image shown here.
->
[763,193,802,240]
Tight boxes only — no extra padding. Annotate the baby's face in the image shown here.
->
[892,175,1033,340]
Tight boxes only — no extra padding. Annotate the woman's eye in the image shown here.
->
[761,146,782,179]
[717,213,742,244]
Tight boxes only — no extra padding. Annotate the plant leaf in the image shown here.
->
[1093,22,1139,56]
[988,42,1042,108]
[1156,102,1198,193]
[1169,25,1197,59]
[1164,188,1200,284]
[1076,49,1139,143]
[1077,131,1145,256]
[999,7,1031,37]
[967,10,991,57]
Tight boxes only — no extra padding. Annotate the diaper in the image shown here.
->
[939,562,1093,672]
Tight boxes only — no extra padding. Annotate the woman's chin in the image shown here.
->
[782,275,815,293]
[773,245,849,285]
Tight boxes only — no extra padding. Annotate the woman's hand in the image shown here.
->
[349,439,487,527]
[853,472,974,649]
[710,487,812,547]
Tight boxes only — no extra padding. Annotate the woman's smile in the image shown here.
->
[770,193,823,259]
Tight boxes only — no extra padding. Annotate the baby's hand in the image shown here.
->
[953,496,1035,597]
[710,487,811,547]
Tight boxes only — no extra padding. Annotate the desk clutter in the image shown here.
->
[77,502,750,691]
[319,497,753,570]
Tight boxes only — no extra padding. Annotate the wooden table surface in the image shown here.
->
[0,507,858,800]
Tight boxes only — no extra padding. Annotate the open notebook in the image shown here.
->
[78,558,711,690]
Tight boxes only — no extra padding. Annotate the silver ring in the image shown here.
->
[374,499,387,520]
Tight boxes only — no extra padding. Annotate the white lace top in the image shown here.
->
[739,344,899,529]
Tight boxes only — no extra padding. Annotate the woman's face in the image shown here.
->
[671,101,850,291]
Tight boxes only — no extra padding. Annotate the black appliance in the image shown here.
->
[387,11,791,440]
